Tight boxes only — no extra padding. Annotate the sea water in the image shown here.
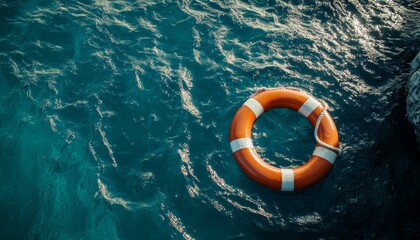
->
[0,0,419,239]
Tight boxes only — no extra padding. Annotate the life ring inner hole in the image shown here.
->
[251,108,315,168]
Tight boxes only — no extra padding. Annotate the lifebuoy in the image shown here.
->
[229,89,340,191]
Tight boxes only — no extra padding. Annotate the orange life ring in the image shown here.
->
[229,89,340,191]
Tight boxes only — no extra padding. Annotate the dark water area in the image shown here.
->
[0,0,420,239]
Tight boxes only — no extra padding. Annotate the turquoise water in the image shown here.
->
[1,0,420,239]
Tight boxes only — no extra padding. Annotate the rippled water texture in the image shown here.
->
[1,0,420,239]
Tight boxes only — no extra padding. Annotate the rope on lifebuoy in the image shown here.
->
[315,101,342,154]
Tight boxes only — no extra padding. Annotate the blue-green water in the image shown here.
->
[1,0,420,239]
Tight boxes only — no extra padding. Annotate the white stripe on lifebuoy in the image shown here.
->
[230,138,254,153]
[281,169,294,191]
[298,97,321,117]
[312,146,338,164]
[243,98,264,118]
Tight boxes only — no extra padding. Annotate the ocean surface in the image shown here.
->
[1,0,420,239]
